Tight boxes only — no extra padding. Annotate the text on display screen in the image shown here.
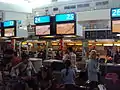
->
[34,16,50,24]
[56,13,75,22]
[112,8,120,18]
[4,20,15,27]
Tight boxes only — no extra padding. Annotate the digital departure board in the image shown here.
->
[35,25,50,35]
[85,30,114,39]
[3,20,15,27]
[111,8,120,18]
[4,28,15,37]
[55,13,75,22]
[56,23,75,35]
[34,16,50,24]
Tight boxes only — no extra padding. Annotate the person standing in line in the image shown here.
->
[87,50,99,90]
[63,50,69,62]
[67,47,77,70]
[61,60,76,90]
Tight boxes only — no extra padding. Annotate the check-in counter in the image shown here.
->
[29,58,42,72]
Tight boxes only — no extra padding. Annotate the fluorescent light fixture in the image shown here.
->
[117,34,120,36]
[89,44,92,45]
[52,43,58,45]
[96,39,114,42]
[67,43,74,45]
[114,44,120,46]
[96,44,102,46]
[76,44,82,46]
[103,44,113,46]
[64,35,76,38]
[43,36,54,38]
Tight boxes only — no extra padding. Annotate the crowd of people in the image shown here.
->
[1,46,106,90]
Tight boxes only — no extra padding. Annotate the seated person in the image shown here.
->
[11,54,38,90]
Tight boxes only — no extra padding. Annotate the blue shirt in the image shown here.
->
[61,68,75,84]
[88,59,98,82]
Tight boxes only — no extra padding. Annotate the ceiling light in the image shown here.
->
[103,44,113,46]
[117,34,120,36]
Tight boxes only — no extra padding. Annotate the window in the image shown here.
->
[64,6,70,9]
[96,1,109,6]
[77,3,90,8]
[53,8,58,11]
[64,5,76,9]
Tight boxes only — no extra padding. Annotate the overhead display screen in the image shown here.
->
[34,16,50,24]
[56,23,75,35]
[35,25,50,35]
[4,28,15,37]
[56,13,75,22]
[112,20,120,32]
[111,8,120,18]
[3,20,15,27]
[0,29,1,37]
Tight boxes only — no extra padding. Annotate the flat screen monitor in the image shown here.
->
[56,23,75,35]
[112,20,120,32]
[0,29,1,37]
[35,25,50,35]
[4,28,15,37]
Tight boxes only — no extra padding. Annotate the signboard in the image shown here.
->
[85,30,115,39]
[3,20,15,27]
[55,13,75,22]
[111,8,120,18]
[34,16,50,24]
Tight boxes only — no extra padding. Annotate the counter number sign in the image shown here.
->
[56,13,75,22]
[34,16,50,24]
[112,8,120,17]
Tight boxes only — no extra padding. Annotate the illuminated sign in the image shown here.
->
[111,8,120,18]
[3,20,15,27]
[34,16,50,24]
[56,13,75,22]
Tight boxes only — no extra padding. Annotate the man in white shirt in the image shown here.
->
[67,47,77,69]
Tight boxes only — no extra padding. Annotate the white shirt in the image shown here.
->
[69,52,76,68]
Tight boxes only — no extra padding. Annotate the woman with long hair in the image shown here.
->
[87,50,99,90]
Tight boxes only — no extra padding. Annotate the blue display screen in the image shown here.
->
[34,16,50,24]
[56,13,75,22]
[4,20,15,27]
[111,8,120,18]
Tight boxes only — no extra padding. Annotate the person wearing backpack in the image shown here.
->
[61,60,80,90]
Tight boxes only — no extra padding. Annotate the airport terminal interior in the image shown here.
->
[0,0,120,90]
